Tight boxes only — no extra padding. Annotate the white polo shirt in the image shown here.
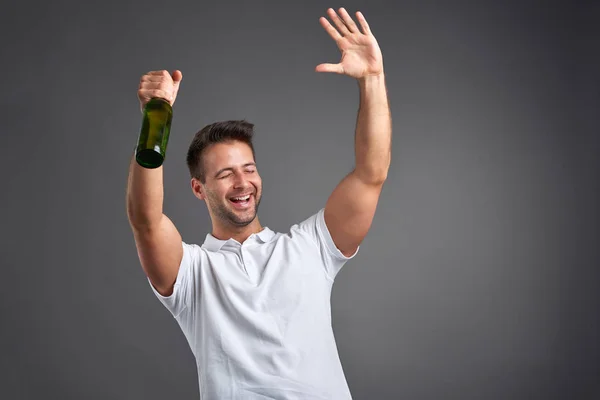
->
[148,208,358,399]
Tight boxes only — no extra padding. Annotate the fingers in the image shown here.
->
[337,8,359,33]
[141,70,182,82]
[137,88,171,103]
[138,81,168,90]
[145,70,172,78]
[138,69,181,108]
[355,11,371,35]
[321,8,371,38]
[319,17,342,41]
[140,75,165,83]
[326,8,351,36]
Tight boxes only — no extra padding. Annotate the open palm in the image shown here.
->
[316,8,383,79]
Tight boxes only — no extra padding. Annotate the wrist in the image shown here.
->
[357,71,385,86]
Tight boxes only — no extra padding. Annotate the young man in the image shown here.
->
[126,7,391,399]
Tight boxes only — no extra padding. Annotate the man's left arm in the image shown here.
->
[317,7,392,257]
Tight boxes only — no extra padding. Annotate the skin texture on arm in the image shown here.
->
[316,8,392,257]
[126,70,185,296]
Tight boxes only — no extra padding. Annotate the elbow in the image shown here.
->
[126,201,161,231]
[128,212,161,232]
[368,172,389,186]
[356,156,391,185]
[354,165,389,185]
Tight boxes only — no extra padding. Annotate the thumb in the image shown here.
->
[171,69,183,83]
[315,63,344,74]
[171,69,183,95]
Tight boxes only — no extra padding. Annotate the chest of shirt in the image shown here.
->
[196,234,332,313]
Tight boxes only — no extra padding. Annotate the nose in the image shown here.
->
[232,171,251,189]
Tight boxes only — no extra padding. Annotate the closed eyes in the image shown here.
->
[218,170,255,179]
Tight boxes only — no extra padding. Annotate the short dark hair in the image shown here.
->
[186,120,256,183]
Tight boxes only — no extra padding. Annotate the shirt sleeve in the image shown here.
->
[147,241,198,318]
[293,208,359,280]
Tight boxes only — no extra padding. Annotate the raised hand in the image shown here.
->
[316,8,383,79]
[137,70,183,112]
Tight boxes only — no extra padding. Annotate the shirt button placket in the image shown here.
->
[242,245,254,281]
[235,246,249,276]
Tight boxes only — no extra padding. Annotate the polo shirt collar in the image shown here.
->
[202,227,276,252]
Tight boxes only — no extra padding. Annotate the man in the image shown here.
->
[126,7,391,399]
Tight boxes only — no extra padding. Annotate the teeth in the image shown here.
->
[232,195,250,201]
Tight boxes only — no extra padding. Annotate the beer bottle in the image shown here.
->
[135,98,173,169]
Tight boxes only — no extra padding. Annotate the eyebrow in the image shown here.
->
[214,162,256,178]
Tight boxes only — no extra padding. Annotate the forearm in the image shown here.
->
[126,155,165,229]
[354,73,392,184]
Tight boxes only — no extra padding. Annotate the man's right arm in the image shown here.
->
[126,69,184,297]
[126,156,182,297]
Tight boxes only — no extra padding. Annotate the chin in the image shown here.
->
[229,214,256,227]
[220,205,255,227]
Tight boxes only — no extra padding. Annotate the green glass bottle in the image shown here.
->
[135,98,173,169]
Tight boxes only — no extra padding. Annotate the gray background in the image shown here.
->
[1,0,598,399]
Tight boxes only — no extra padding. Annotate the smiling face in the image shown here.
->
[192,140,262,229]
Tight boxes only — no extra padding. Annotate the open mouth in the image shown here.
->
[229,194,252,209]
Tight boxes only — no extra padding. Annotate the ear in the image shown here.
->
[191,178,206,201]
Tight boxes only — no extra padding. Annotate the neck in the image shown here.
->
[211,217,263,244]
